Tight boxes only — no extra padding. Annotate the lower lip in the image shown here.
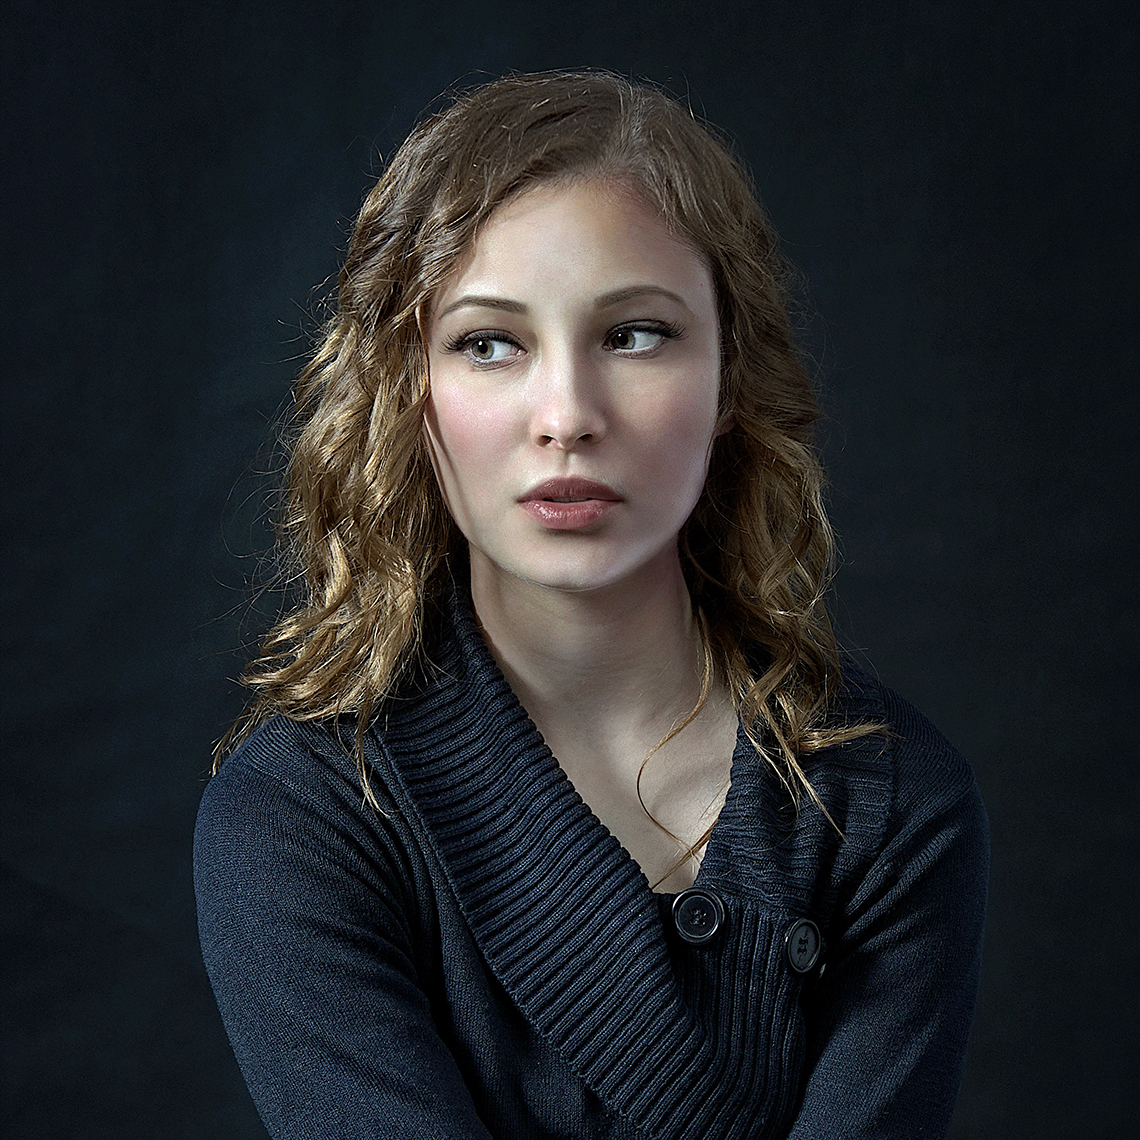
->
[520,499,619,529]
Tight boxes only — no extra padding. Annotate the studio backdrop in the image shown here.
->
[3,2,1136,1137]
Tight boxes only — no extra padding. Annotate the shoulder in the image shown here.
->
[193,716,419,891]
[197,716,360,828]
[832,658,984,827]
[819,658,990,904]
[761,658,990,919]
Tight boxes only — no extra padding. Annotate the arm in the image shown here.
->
[193,723,494,1140]
[789,699,990,1138]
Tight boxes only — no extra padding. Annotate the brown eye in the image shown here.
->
[470,338,495,360]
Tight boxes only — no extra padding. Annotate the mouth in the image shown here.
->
[518,478,622,531]
[519,478,622,504]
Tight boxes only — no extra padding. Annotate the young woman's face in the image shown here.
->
[423,180,723,597]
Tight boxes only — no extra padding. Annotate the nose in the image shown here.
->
[530,348,606,450]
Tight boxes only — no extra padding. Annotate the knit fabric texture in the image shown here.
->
[194,587,989,1139]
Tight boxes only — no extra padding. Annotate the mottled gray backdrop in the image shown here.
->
[3,1,1136,1136]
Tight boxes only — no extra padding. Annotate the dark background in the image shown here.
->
[3,1,1136,1136]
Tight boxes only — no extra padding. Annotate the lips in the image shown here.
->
[518,477,622,530]
[519,478,622,504]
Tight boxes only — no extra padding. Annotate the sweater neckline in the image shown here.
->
[376,584,748,1134]
[372,581,890,1137]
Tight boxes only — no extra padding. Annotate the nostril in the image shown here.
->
[535,421,602,448]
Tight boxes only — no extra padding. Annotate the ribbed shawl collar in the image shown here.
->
[371,583,890,1139]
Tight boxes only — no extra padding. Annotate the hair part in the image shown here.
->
[217,69,881,833]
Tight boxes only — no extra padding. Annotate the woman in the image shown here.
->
[195,70,989,1139]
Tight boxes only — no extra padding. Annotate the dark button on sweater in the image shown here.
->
[784,918,823,973]
[672,888,726,945]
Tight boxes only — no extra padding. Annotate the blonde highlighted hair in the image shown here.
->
[218,70,877,812]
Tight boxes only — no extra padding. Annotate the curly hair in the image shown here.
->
[217,69,878,817]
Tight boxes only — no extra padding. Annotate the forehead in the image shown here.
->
[430,180,715,317]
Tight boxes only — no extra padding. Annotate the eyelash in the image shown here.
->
[441,320,685,359]
[607,320,685,351]
[441,328,518,355]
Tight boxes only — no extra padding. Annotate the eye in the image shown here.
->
[605,321,683,355]
[609,328,660,352]
[443,331,522,366]
[467,335,517,363]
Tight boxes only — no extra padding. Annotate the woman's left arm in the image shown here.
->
[788,696,990,1138]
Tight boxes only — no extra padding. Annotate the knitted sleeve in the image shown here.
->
[193,719,495,1140]
[787,685,990,1138]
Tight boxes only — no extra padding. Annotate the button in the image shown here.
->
[784,918,822,974]
[672,888,725,945]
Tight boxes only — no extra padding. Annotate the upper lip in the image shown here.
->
[519,477,622,503]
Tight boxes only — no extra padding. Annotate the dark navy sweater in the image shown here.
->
[194,592,989,1138]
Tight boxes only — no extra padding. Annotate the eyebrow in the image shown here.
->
[435,284,693,321]
[436,295,528,319]
[593,285,692,310]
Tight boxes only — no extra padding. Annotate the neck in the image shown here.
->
[468,547,703,748]
[465,545,739,894]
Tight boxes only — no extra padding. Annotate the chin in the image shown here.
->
[491,539,679,598]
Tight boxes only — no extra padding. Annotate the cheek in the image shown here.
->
[426,384,506,474]
[638,384,721,476]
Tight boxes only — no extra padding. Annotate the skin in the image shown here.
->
[423,180,739,891]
